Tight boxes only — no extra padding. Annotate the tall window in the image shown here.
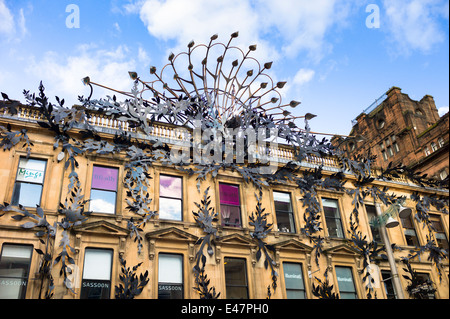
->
[159,175,183,221]
[381,271,397,299]
[335,266,357,299]
[424,147,430,156]
[90,166,118,214]
[379,143,387,161]
[224,257,248,299]
[430,214,449,250]
[158,254,183,299]
[81,248,113,299]
[219,183,241,227]
[366,204,382,243]
[400,215,420,247]
[431,142,438,152]
[274,192,295,233]
[12,158,47,207]
[283,262,306,299]
[438,137,445,148]
[0,244,33,299]
[391,135,400,153]
[322,198,344,238]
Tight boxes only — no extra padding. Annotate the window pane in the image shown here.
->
[382,271,396,299]
[401,216,414,228]
[220,204,241,227]
[286,289,306,299]
[219,184,240,205]
[89,189,116,214]
[276,211,295,233]
[16,158,46,184]
[158,254,183,299]
[226,286,249,299]
[160,175,182,198]
[0,245,33,299]
[158,284,183,299]
[91,166,118,191]
[159,197,182,221]
[159,254,183,284]
[82,249,112,280]
[335,267,356,297]
[225,258,248,299]
[283,263,304,290]
[80,280,111,299]
[274,192,292,212]
[225,258,247,286]
[12,182,43,207]
[325,216,344,238]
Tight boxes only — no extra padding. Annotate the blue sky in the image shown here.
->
[1,0,448,137]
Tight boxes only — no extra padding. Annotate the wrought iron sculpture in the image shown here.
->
[0,32,448,299]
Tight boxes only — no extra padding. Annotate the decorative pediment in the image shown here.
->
[145,226,198,243]
[216,233,256,247]
[323,243,360,256]
[273,239,314,252]
[73,220,129,237]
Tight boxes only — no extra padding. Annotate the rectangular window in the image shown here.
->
[322,198,344,238]
[224,257,248,299]
[158,254,183,299]
[80,248,113,299]
[220,183,241,227]
[381,271,397,299]
[159,175,183,221]
[283,262,306,299]
[0,244,33,299]
[335,266,357,299]
[400,215,420,247]
[12,158,47,207]
[90,166,118,214]
[416,273,436,299]
[387,146,393,157]
[430,214,449,250]
[274,192,296,233]
[366,204,382,243]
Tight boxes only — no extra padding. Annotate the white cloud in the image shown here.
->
[293,68,315,86]
[134,0,353,65]
[382,0,449,55]
[25,44,138,106]
[438,106,449,116]
[0,0,15,36]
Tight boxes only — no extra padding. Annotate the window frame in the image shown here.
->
[224,257,249,299]
[157,253,184,299]
[429,214,449,250]
[158,174,184,221]
[219,182,242,228]
[89,165,119,215]
[11,157,47,208]
[80,248,114,299]
[365,204,382,243]
[282,262,306,299]
[273,191,296,233]
[334,266,358,299]
[381,270,397,299]
[0,243,34,299]
[400,214,421,247]
[321,197,345,239]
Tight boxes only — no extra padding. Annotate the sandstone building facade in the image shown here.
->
[334,87,449,182]
[0,103,448,300]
